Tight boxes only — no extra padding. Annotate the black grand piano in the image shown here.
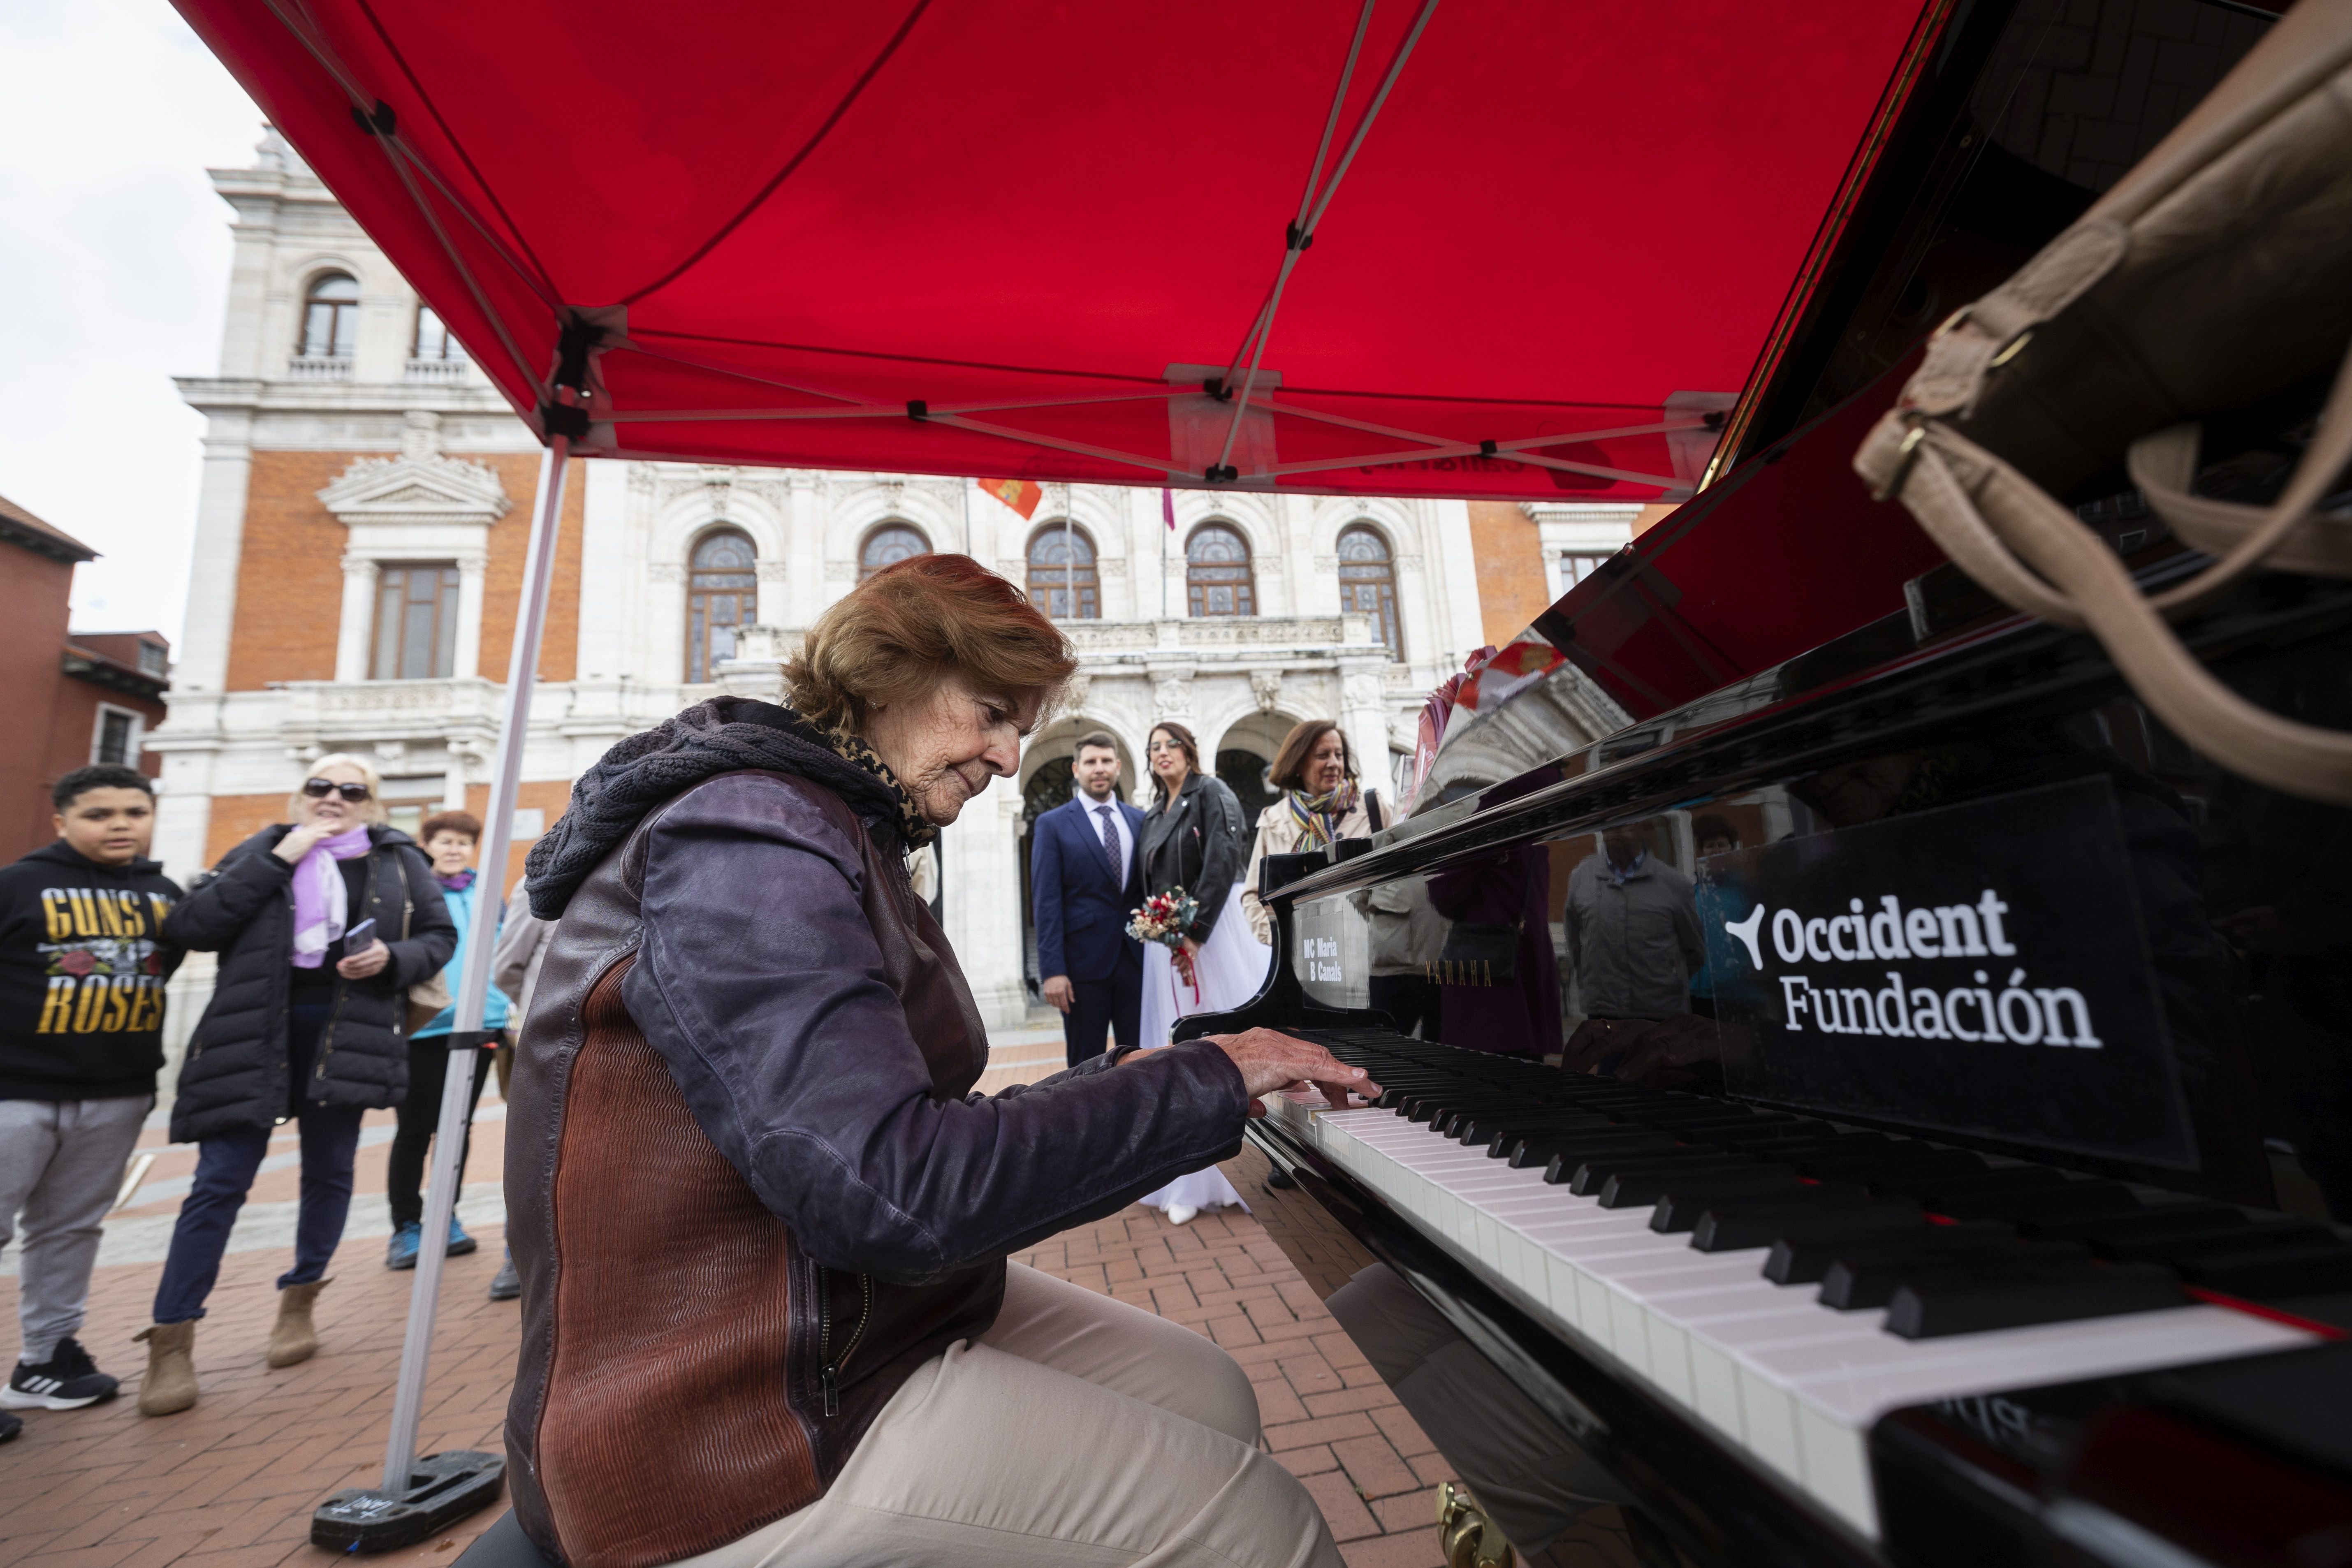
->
[1178,2,2352,1563]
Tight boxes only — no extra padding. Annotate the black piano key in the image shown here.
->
[1799,1146,1985,1184]
[1824,1240,2096,1311]
[1809,1229,2057,1305]
[1924,1179,2141,1223]
[1451,1110,1614,1146]
[2024,1202,2248,1248]
[1647,1168,1819,1232]
[1884,1261,2185,1338]
[1510,1129,1680,1169]
[2167,1237,2352,1299]
[1787,1232,2032,1297]
[1880,1164,2072,1206]
[1610,1162,1801,1214]
[1763,1212,1954,1281]
[1570,1152,1764,1198]
[1694,1194,1919,1254]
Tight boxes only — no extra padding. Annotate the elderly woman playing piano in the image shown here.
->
[500,553,1373,1568]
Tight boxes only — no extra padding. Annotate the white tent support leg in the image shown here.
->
[379,432,571,1494]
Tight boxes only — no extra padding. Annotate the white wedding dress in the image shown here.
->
[1137,883,1273,1221]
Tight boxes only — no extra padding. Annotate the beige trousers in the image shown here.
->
[677,1262,1342,1568]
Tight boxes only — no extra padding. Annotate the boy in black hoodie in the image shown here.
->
[0,765,182,1435]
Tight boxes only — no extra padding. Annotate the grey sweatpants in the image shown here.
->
[0,1096,151,1364]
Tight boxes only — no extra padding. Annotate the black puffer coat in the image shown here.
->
[162,824,455,1142]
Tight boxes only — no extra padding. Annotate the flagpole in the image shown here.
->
[1062,484,1075,618]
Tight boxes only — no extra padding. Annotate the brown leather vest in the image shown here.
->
[502,771,1002,1568]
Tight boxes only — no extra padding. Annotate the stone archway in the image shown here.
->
[1213,709,1309,830]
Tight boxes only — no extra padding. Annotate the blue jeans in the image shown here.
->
[153,1003,366,1323]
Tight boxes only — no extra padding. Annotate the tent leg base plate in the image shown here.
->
[312,1451,506,1552]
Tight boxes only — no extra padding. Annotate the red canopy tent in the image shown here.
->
[178,0,1939,502]
[167,0,1948,1542]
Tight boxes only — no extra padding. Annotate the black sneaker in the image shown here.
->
[0,1408,21,1441]
[3,1338,120,1411]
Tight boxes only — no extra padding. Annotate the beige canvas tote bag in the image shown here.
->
[1854,0,2352,804]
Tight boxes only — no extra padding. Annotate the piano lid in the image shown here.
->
[1484,0,2284,730]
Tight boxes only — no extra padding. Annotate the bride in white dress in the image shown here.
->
[1134,722,1270,1223]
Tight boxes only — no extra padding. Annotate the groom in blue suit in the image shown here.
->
[1032,731,1146,1068]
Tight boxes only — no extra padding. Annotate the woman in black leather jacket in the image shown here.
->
[1136,722,1248,958]
[1134,722,1263,1222]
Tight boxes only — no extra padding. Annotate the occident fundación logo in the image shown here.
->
[1715,888,2102,1048]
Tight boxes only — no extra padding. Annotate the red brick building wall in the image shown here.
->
[223,452,584,692]
[0,539,83,855]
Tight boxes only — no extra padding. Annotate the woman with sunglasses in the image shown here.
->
[136,754,455,1415]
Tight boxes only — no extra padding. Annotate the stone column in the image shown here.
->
[334,556,380,681]
[174,408,255,695]
[452,549,489,680]
[941,778,1030,1028]
[1337,614,1390,789]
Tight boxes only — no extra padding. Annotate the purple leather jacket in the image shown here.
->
[505,701,1252,1566]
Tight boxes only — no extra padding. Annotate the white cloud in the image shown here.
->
[0,1,265,643]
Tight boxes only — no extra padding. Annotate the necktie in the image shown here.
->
[1096,806,1122,875]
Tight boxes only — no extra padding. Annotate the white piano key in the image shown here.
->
[1260,1077,2327,1549]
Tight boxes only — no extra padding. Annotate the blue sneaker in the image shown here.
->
[386,1221,422,1271]
[446,1215,478,1258]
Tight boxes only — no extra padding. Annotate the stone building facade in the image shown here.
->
[153,130,1639,1037]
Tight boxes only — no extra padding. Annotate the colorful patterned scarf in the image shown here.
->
[1283,779,1360,849]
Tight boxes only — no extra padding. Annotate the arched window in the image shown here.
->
[1337,523,1402,658]
[1185,523,1255,617]
[412,305,466,362]
[301,273,360,359]
[859,523,929,582]
[1026,524,1098,619]
[686,528,757,684]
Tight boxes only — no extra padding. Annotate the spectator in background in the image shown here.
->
[1241,719,1381,945]
[0,766,183,1438]
[1031,732,1145,1069]
[1429,845,1560,1058]
[383,811,512,1272]
[1686,814,1741,1019]
[141,754,453,1416]
[1564,821,1705,1024]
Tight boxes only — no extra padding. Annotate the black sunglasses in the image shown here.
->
[302,778,371,802]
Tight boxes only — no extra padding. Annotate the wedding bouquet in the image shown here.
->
[1127,888,1200,988]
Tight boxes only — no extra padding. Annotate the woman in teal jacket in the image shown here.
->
[383,811,512,1268]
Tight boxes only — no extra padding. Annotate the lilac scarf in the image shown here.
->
[290,825,374,968]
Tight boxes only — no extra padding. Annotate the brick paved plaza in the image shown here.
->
[1,1036,1643,1568]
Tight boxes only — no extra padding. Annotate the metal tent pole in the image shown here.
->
[378,426,569,1496]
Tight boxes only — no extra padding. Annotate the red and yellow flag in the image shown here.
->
[978,477,1043,519]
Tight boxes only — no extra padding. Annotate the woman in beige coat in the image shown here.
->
[1242,719,1381,945]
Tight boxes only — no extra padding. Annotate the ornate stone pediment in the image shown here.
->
[318,412,511,526]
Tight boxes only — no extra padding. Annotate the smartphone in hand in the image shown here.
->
[343,917,378,951]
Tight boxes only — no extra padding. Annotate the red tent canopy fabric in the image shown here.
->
[174,0,1938,502]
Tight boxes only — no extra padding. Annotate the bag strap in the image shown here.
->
[395,848,415,943]
[1857,410,2352,802]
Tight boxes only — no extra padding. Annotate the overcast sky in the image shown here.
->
[1,1,267,644]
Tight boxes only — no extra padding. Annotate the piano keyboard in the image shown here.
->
[1258,1032,2340,1542]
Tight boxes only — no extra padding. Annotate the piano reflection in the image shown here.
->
[1178,2,2352,1563]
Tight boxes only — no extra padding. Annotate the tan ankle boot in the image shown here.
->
[134,1320,198,1415]
[267,1278,330,1368]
